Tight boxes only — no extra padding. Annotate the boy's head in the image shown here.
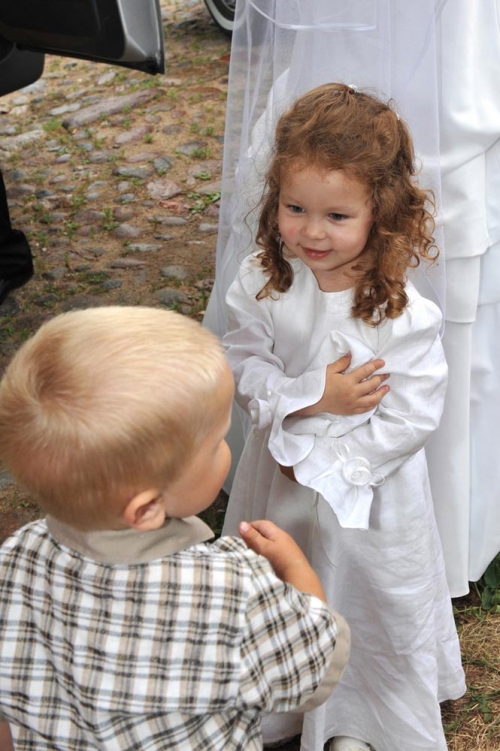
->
[0,306,233,532]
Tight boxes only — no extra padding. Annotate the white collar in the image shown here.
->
[46,515,214,565]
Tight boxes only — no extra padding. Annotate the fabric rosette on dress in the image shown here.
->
[268,331,382,529]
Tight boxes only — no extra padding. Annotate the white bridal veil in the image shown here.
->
[206,0,445,338]
[205,0,500,596]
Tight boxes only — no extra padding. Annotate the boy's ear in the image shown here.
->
[122,489,166,531]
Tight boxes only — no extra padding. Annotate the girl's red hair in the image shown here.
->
[256,83,437,324]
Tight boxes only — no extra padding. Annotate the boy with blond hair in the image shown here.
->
[0,306,350,751]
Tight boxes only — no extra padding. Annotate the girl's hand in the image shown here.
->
[239,519,326,601]
[294,353,389,417]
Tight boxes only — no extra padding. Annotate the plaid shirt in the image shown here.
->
[0,516,349,750]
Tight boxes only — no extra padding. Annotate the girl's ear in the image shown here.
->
[122,489,166,531]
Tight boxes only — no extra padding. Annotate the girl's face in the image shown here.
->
[278,166,374,292]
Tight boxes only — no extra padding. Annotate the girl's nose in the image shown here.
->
[303,217,326,240]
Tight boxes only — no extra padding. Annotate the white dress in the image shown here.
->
[222,254,466,751]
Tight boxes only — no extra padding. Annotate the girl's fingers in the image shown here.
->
[352,384,390,411]
[350,358,386,381]
[356,373,390,395]
[327,352,352,374]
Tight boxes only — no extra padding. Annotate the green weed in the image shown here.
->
[43,118,64,133]
[476,555,500,611]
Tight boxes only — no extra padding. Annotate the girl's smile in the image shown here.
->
[302,248,334,259]
[278,167,374,292]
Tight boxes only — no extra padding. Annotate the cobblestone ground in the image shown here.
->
[0,0,230,528]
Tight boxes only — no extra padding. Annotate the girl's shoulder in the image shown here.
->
[404,281,443,328]
[224,251,267,303]
[375,281,443,347]
[236,251,267,289]
[237,252,313,283]
[233,252,307,299]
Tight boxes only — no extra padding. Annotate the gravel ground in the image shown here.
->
[0,0,230,519]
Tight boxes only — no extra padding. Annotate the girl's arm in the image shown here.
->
[292,352,389,416]
[224,257,387,430]
[278,291,447,529]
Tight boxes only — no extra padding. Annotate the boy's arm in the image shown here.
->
[238,520,351,713]
[239,519,326,600]
[0,721,14,751]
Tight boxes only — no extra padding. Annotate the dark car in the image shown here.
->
[0,0,232,304]
[0,0,236,98]
[0,0,166,97]
[0,0,166,303]
[203,0,236,36]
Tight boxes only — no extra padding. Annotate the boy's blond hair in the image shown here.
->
[0,306,228,531]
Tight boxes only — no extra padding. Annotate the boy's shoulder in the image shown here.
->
[0,522,297,622]
[0,518,49,556]
[0,519,51,598]
[196,534,277,580]
[0,518,268,579]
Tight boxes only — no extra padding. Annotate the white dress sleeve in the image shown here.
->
[288,290,447,529]
[223,255,327,436]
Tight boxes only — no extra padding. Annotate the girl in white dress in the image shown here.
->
[222,84,465,751]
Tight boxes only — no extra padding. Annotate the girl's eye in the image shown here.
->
[288,204,304,213]
[329,213,347,221]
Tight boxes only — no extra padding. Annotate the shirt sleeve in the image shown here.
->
[215,538,350,714]
[288,292,447,529]
[223,255,326,432]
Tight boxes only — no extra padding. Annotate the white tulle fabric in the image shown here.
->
[204,0,500,595]
[206,0,445,340]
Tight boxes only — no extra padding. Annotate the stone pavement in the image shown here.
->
[0,0,229,371]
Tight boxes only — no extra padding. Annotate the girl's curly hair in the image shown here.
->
[256,82,437,325]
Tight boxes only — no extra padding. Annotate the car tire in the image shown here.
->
[203,0,235,36]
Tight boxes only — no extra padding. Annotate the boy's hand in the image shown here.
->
[239,520,326,601]
[294,353,389,417]
[0,722,14,751]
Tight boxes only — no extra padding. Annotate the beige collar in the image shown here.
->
[46,515,214,565]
